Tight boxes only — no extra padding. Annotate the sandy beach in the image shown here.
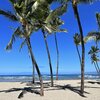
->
[0,80,100,100]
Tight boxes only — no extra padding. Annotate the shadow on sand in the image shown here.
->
[0,81,100,99]
[87,81,100,85]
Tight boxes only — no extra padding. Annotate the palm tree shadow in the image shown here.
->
[18,87,40,99]
[0,82,51,99]
[87,81,100,85]
[0,82,94,99]
[0,87,40,99]
[46,84,90,98]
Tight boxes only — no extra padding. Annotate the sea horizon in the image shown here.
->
[0,72,99,82]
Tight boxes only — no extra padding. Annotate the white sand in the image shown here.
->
[0,80,100,100]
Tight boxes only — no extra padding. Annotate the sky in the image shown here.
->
[0,0,100,75]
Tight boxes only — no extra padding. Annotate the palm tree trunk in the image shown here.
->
[72,1,85,94]
[42,31,54,87]
[96,61,100,72]
[94,62,99,74]
[95,61,100,77]
[32,64,35,84]
[75,45,81,66]
[26,38,44,96]
[94,62,100,78]
[54,34,59,80]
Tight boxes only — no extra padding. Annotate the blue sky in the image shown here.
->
[0,0,100,75]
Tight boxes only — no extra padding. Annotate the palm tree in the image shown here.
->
[83,12,100,78]
[41,4,67,85]
[0,0,55,96]
[41,4,67,81]
[72,0,85,94]
[54,0,97,94]
[41,30,54,86]
[88,46,100,75]
[55,33,59,80]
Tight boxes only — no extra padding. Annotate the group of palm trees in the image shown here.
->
[0,0,100,96]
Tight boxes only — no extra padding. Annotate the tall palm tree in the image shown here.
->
[42,30,54,86]
[55,33,59,80]
[54,0,97,94]
[0,0,55,96]
[41,4,67,85]
[41,4,67,81]
[72,0,85,94]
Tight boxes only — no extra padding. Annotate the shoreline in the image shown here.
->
[0,78,99,82]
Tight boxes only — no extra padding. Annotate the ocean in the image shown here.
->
[0,73,99,82]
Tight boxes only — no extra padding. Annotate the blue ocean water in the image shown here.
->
[0,73,99,82]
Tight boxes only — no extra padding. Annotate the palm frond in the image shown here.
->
[88,46,99,54]
[14,27,24,38]
[25,0,36,6]
[6,33,15,50]
[45,4,67,23]
[84,31,100,43]
[84,36,96,43]
[96,13,100,30]
[42,4,67,34]
[54,0,96,4]
[31,0,50,13]
[0,9,18,21]
[6,27,24,50]
[43,23,67,34]
[73,33,81,45]
[91,54,99,62]
[53,0,69,3]
[19,39,26,52]
[77,0,93,3]
[9,0,16,4]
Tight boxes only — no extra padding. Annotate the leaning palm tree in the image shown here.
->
[55,33,59,80]
[42,29,54,86]
[0,0,55,96]
[83,12,100,78]
[41,4,67,81]
[88,46,100,74]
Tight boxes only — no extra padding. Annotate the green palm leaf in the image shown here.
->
[84,31,100,43]
[19,39,26,52]
[42,4,67,34]
[73,33,81,45]
[88,46,99,54]
[6,27,24,50]
[0,9,17,21]
[9,0,15,4]
[45,4,67,23]
[6,33,15,50]
[96,13,100,30]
